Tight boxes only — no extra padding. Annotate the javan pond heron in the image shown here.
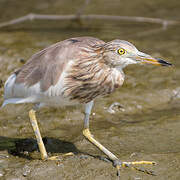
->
[2,37,172,177]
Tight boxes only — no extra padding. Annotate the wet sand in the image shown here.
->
[0,0,180,179]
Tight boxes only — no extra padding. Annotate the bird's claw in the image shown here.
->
[46,152,75,161]
[113,159,156,177]
[113,159,123,178]
[113,159,122,167]
[47,155,61,161]
[113,159,130,168]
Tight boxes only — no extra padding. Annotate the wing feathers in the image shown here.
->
[14,37,105,92]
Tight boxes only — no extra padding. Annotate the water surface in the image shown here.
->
[0,0,180,179]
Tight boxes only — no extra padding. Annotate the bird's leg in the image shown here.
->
[82,101,121,174]
[29,109,48,160]
[82,102,156,177]
[29,109,74,160]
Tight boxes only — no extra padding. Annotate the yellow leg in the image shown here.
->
[83,128,156,176]
[48,152,75,160]
[83,128,118,161]
[29,109,74,160]
[29,109,48,160]
[83,101,156,177]
[122,161,156,166]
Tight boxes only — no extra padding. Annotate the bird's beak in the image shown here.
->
[136,52,172,66]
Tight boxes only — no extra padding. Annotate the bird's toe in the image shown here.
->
[47,152,75,161]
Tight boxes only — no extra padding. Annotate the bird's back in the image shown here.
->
[2,37,105,107]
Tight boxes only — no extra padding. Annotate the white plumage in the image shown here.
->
[2,60,77,108]
[2,73,40,107]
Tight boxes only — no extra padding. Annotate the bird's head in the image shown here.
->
[103,39,172,69]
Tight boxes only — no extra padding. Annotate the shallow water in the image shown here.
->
[0,0,180,179]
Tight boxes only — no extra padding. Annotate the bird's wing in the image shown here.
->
[15,37,105,92]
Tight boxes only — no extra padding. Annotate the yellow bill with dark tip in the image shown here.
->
[155,58,172,66]
[137,56,172,66]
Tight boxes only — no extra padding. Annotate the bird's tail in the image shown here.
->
[1,98,26,108]
[4,74,17,99]
[1,73,16,108]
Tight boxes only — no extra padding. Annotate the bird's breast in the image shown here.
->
[63,62,124,103]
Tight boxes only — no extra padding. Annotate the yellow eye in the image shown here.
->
[118,48,126,55]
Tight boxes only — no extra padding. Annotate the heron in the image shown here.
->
[2,37,172,177]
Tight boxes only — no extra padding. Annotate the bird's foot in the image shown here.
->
[113,159,157,177]
[47,152,75,161]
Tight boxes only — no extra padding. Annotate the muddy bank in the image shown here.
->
[0,0,180,179]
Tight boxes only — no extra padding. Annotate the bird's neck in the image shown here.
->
[116,66,125,83]
[108,66,125,88]
[95,63,125,90]
[114,66,125,79]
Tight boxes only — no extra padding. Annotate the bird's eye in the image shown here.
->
[118,48,126,55]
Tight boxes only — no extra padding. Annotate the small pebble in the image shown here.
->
[79,154,89,159]
[172,89,180,99]
[0,170,4,177]
[134,177,141,180]
[0,154,9,159]
[107,102,125,114]
[57,162,64,167]
[23,151,29,156]
[130,152,137,158]
[19,58,25,63]
[22,165,31,177]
